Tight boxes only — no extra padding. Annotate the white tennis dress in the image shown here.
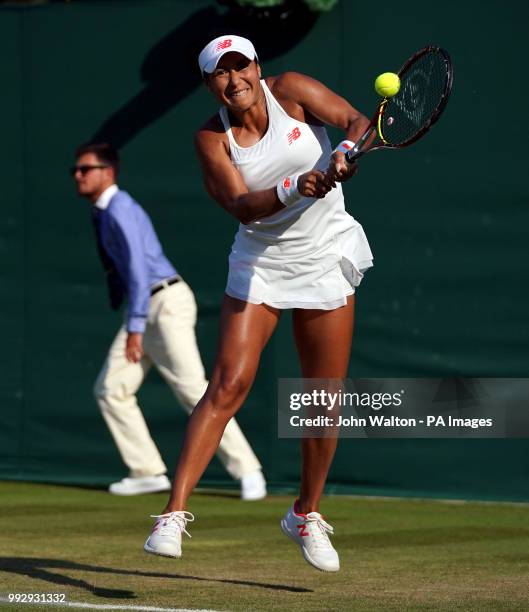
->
[221,79,373,309]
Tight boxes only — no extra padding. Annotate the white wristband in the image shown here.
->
[333,140,355,155]
[276,174,302,207]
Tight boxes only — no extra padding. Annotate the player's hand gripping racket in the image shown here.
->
[346,46,453,163]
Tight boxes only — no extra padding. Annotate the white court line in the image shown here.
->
[0,597,221,612]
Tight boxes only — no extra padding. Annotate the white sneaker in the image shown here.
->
[108,474,171,496]
[280,501,340,572]
[240,470,267,501]
[144,511,194,558]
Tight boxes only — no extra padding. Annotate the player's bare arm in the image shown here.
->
[269,72,370,181]
[269,72,369,139]
[195,117,335,224]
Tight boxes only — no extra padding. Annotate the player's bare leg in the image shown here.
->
[280,295,354,571]
[164,295,280,511]
[294,295,355,513]
[145,295,279,557]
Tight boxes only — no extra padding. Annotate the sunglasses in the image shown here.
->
[70,164,109,176]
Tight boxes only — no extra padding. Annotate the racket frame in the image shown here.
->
[345,46,453,164]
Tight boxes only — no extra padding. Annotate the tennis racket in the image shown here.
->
[346,46,453,163]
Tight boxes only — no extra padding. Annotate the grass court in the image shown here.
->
[2,482,529,611]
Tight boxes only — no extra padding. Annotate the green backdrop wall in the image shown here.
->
[1,0,528,501]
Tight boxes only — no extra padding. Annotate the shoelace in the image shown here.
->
[150,511,195,539]
[304,512,335,550]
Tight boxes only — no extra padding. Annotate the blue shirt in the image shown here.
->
[94,186,177,333]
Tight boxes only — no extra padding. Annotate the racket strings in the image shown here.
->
[380,50,450,146]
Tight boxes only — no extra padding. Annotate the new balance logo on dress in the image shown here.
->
[287,127,301,145]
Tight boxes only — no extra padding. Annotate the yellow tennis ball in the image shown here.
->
[374,72,401,97]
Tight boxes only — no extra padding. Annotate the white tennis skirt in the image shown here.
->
[225,223,373,310]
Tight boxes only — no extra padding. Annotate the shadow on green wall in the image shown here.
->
[92,0,322,148]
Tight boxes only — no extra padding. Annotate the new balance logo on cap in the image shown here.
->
[215,39,232,51]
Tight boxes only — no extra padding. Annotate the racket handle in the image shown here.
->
[345,147,365,164]
[344,124,374,164]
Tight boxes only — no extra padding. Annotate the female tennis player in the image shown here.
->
[144,35,373,572]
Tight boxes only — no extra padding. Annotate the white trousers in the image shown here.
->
[94,280,261,480]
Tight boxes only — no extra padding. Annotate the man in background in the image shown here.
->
[72,142,266,500]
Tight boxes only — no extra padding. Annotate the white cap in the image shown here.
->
[198,35,257,74]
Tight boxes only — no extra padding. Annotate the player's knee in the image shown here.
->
[208,371,252,412]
